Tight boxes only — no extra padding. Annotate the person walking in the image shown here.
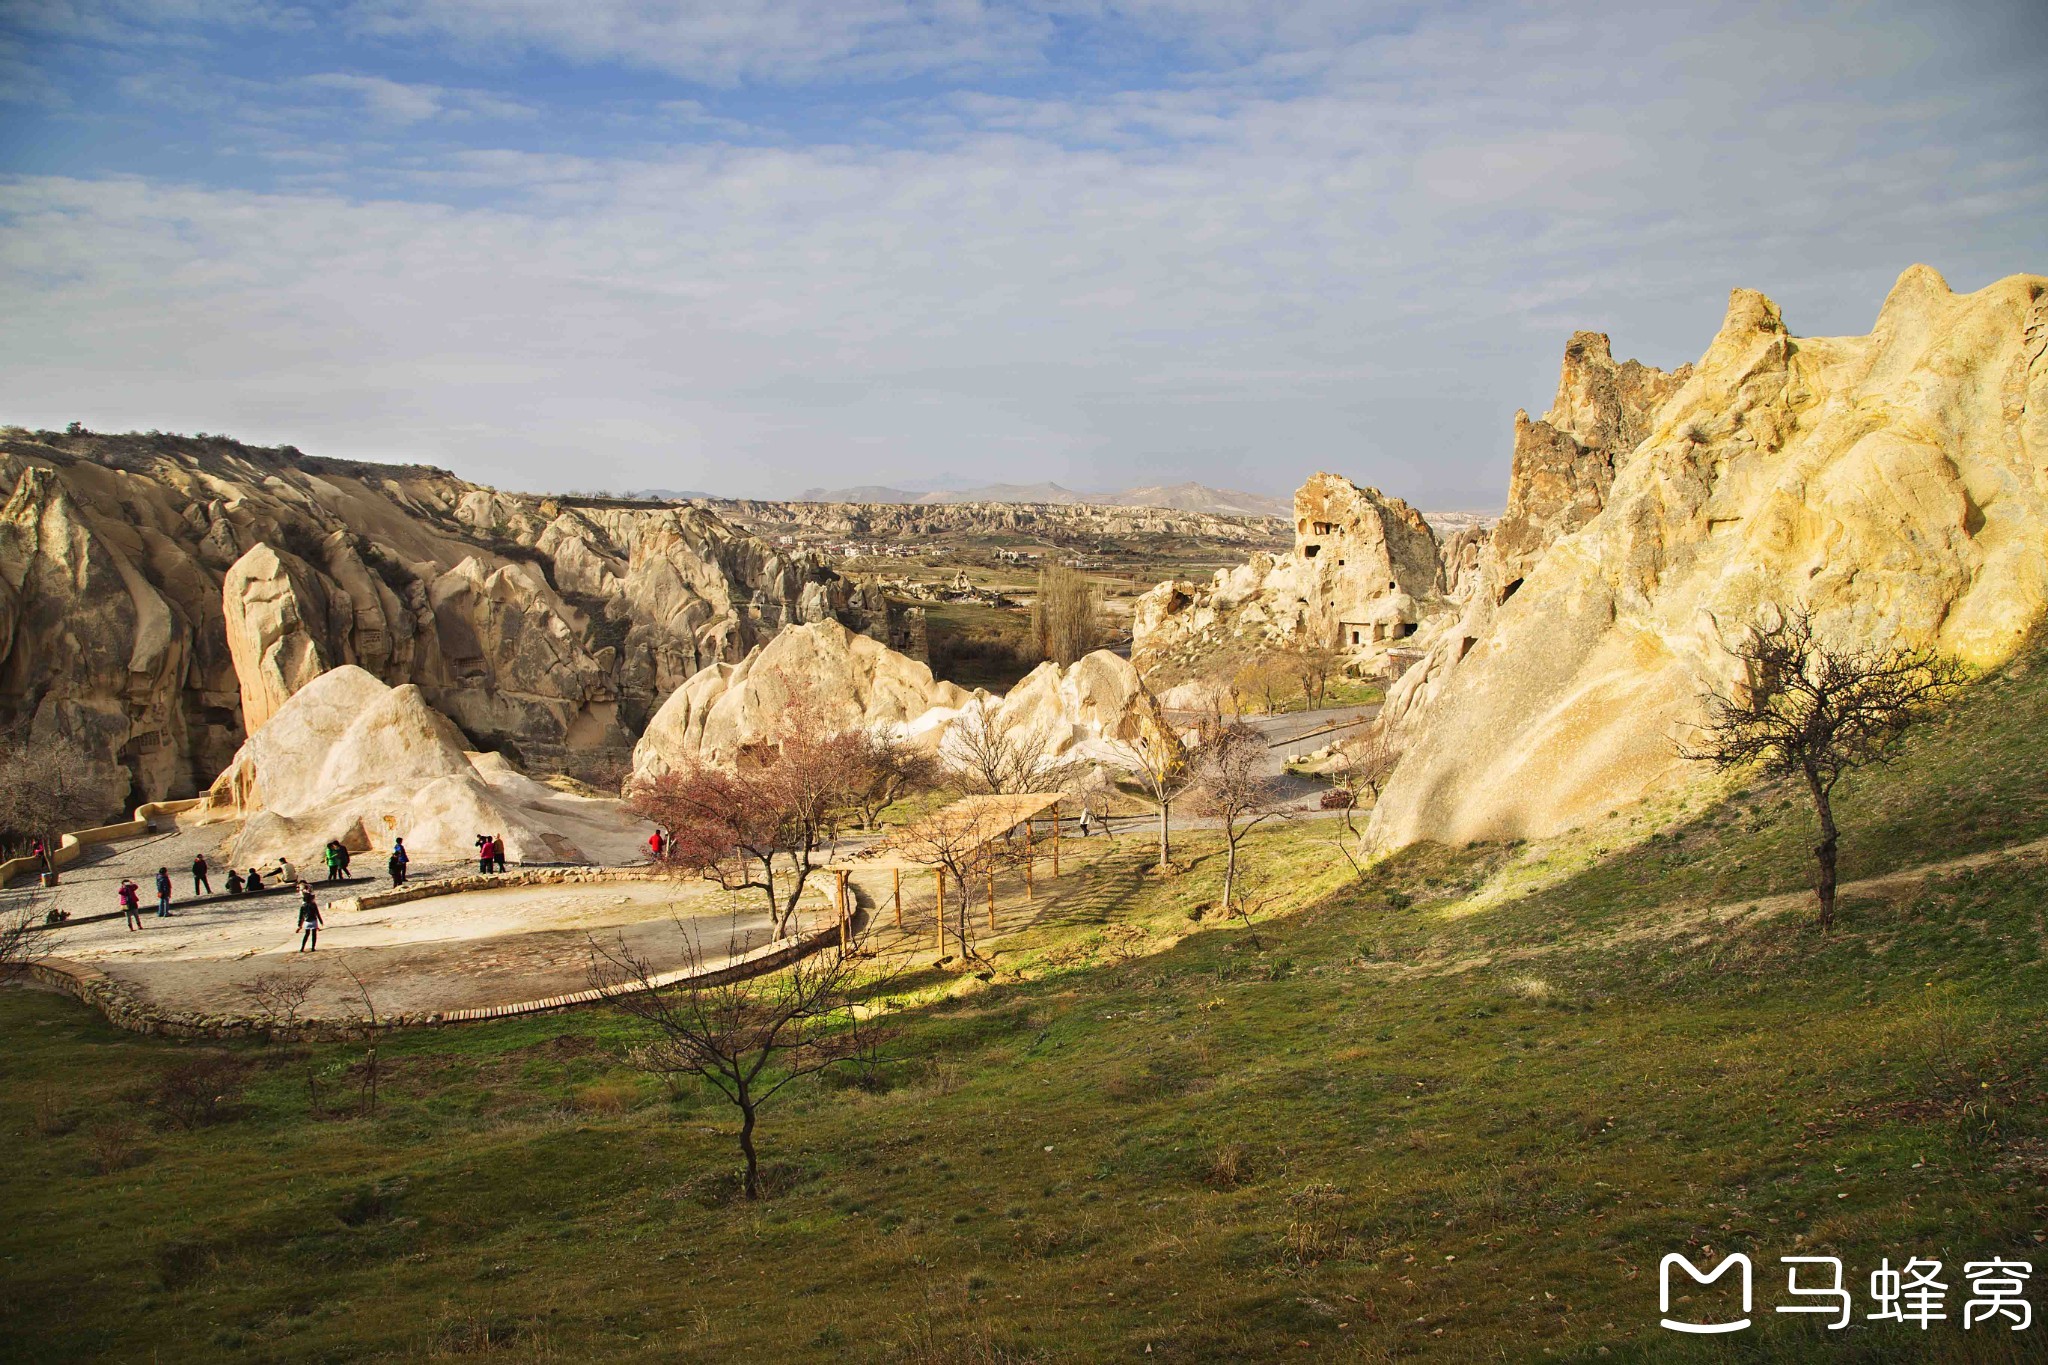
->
[296,882,323,952]
[490,835,507,874]
[388,841,407,887]
[1078,800,1093,838]
[118,878,143,930]
[476,833,492,875]
[338,843,352,879]
[154,866,174,917]
[191,852,212,896]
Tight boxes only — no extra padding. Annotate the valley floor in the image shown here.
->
[5,641,2048,1361]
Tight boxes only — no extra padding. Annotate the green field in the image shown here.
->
[5,642,2048,1361]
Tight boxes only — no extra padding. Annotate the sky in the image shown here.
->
[1,2,2042,508]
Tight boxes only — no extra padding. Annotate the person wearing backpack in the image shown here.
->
[296,883,324,952]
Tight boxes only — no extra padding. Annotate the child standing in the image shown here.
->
[296,883,323,952]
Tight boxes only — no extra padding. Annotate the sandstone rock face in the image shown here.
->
[197,665,649,866]
[0,432,903,801]
[631,622,1170,778]
[221,544,334,733]
[1372,267,2048,848]
[706,497,1288,553]
[1132,474,1441,677]
[1380,330,1694,737]
[634,620,974,773]
[986,650,1177,766]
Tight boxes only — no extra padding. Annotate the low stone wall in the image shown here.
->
[22,876,867,1042]
[0,797,203,888]
[325,864,700,915]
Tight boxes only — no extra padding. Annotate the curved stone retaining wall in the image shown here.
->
[21,874,869,1042]
[0,797,203,888]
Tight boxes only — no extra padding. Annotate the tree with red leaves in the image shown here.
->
[627,690,922,937]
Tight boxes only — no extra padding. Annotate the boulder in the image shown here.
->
[631,623,1172,779]
[633,620,972,774]
[1371,267,2048,848]
[195,665,649,866]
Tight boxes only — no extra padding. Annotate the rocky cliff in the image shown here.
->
[0,431,897,809]
[1371,266,2048,847]
[1131,473,1442,676]
[702,497,1289,550]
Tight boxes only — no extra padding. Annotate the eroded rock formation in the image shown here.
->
[195,665,649,866]
[630,618,1171,778]
[1131,473,1442,677]
[1372,266,2048,847]
[0,431,904,807]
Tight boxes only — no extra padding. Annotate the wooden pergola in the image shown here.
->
[825,793,1064,957]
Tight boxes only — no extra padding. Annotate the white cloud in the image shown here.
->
[1,1,2042,504]
[301,72,533,124]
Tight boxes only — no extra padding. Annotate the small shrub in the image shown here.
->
[83,1119,141,1175]
[570,1079,638,1114]
[1204,1142,1254,1189]
[1319,788,1355,810]
[153,1053,247,1130]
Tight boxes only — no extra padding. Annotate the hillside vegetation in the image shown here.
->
[4,639,2047,1361]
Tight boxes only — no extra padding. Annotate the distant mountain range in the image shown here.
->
[791,480,1292,518]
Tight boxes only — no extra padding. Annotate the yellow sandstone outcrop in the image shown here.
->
[1371,266,2048,847]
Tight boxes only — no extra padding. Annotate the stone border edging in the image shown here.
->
[0,797,203,888]
[19,873,867,1041]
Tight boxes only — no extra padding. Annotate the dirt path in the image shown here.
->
[1376,836,2048,980]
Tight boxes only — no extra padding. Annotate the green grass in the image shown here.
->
[5,645,2048,1361]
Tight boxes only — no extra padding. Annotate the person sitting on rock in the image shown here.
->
[118,878,143,930]
[225,868,244,896]
[244,867,264,893]
[275,856,299,884]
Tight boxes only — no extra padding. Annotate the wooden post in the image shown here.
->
[1052,798,1061,876]
[987,870,996,930]
[893,867,903,928]
[1024,820,1034,901]
[934,868,945,959]
[836,870,849,953]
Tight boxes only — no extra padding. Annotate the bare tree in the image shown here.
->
[629,689,873,937]
[1031,563,1101,665]
[848,727,939,829]
[1332,724,1403,835]
[1189,719,1288,914]
[1232,654,1293,715]
[1287,641,1344,711]
[1682,607,1966,931]
[1107,725,1197,871]
[0,728,118,883]
[940,706,1074,796]
[590,922,880,1200]
[240,969,315,1037]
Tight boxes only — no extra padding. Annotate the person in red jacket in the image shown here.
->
[118,878,143,930]
[648,828,666,859]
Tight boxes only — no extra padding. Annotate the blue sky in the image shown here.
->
[2,2,2043,507]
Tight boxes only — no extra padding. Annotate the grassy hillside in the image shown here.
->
[4,643,2048,1361]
